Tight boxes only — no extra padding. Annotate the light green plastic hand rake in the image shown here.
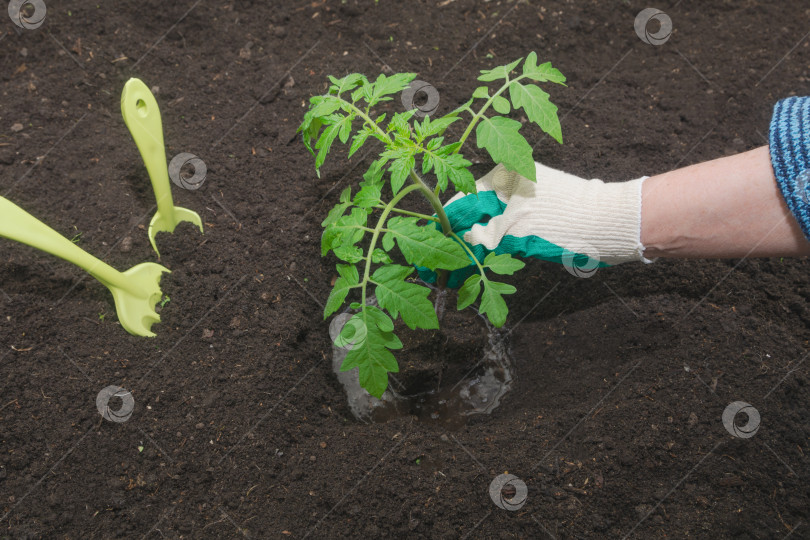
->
[121,78,203,257]
[0,197,169,337]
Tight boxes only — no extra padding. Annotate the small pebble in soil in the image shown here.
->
[634,504,652,518]
[119,236,132,253]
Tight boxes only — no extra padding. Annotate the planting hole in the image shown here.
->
[136,99,147,117]
[735,411,750,428]
[331,298,514,426]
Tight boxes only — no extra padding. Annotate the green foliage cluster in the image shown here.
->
[299,53,565,397]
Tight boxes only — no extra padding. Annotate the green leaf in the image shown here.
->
[356,77,375,104]
[386,217,471,270]
[333,244,363,263]
[479,280,516,327]
[414,116,460,142]
[478,57,523,82]
[329,73,366,96]
[446,161,476,194]
[310,96,343,118]
[337,263,359,282]
[424,151,475,194]
[300,115,322,156]
[457,274,482,310]
[472,86,490,99]
[314,117,342,172]
[488,281,517,294]
[388,153,415,195]
[324,264,359,317]
[387,110,417,137]
[364,158,388,184]
[321,186,352,227]
[491,95,511,114]
[345,343,396,397]
[438,141,462,155]
[509,82,562,144]
[336,313,367,350]
[371,248,393,264]
[372,263,411,280]
[322,207,366,255]
[380,145,411,162]
[354,175,382,208]
[475,116,536,181]
[339,311,402,398]
[425,137,444,151]
[351,83,369,105]
[312,113,355,172]
[522,53,566,85]
[365,305,394,332]
[377,72,418,97]
[381,231,395,251]
[367,72,418,106]
[338,114,354,144]
[348,127,372,159]
[372,265,439,330]
[483,253,525,275]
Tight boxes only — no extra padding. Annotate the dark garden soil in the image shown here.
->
[1,0,809,538]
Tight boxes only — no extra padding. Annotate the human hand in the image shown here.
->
[419,162,649,286]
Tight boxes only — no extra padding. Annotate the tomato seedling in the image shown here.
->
[300,53,565,397]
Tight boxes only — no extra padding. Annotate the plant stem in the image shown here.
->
[454,74,531,154]
[408,170,451,234]
[339,98,392,144]
[360,184,421,309]
[408,169,453,288]
[375,206,438,221]
[339,92,480,289]
[449,231,487,277]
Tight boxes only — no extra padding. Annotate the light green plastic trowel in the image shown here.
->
[121,78,203,257]
[0,197,169,337]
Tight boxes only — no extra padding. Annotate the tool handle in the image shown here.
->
[121,78,176,220]
[0,197,128,291]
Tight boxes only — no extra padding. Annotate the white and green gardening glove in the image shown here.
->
[420,162,652,287]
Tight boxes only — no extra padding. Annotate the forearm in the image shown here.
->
[640,146,810,259]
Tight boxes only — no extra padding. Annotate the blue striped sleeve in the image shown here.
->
[769,96,810,241]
